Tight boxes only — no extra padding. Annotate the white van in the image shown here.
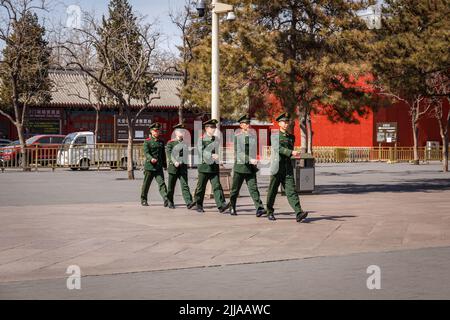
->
[57,131,135,170]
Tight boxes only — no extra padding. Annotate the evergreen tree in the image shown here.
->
[182,0,376,153]
[0,7,52,170]
[63,0,160,179]
[96,0,158,179]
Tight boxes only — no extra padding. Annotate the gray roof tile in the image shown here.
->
[49,69,182,110]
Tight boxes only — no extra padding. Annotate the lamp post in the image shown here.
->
[196,0,235,125]
[359,4,382,30]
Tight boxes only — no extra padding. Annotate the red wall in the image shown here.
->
[263,93,449,147]
[268,113,374,147]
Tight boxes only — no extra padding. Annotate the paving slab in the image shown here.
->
[0,162,449,285]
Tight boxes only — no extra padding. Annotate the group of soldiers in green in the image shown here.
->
[140,112,308,223]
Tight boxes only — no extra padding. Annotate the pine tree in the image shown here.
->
[95,0,158,179]
[181,0,376,153]
[63,0,160,179]
[0,7,52,170]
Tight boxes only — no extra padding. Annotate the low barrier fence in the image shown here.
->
[261,146,444,163]
[0,144,145,171]
[0,144,445,171]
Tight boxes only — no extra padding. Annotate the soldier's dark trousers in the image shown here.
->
[230,173,264,210]
[141,169,168,202]
[266,173,302,214]
[167,172,193,205]
[193,172,226,208]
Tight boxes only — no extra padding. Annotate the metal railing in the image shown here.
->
[0,144,446,171]
[261,146,445,163]
[0,144,146,171]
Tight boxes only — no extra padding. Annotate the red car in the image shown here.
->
[0,134,65,166]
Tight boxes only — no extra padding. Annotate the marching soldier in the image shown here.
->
[266,113,308,223]
[141,122,169,207]
[229,115,266,217]
[166,123,194,209]
[191,119,231,213]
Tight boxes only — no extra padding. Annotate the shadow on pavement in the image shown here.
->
[316,179,450,195]
[274,213,356,223]
[302,215,357,223]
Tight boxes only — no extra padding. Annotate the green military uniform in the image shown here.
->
[141,123,169,207]
[192,119,230,213]
[166,123,193,208]
[229,115,265,217]
[266,113,308,222]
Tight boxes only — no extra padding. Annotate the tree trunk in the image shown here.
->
[412,119,420,165]
[16,123,29,171]
[94,108,100,145]
[127,118,135,180]
[307,114,313,154]
[443,136,449,172]
[299,111,308,154]
[443,111,450,172]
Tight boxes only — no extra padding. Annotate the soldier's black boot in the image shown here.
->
[196,205,205,213]
[219,202,231,213]
[296,211,308,223]
[187,202,196,210]
[256,208,266,218]
[141,200,149,207]
[164,199,169,207]
[267,213,276,221]
[229,207,237,216]
[168,202,175,209]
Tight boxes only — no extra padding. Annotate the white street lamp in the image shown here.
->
[359,5,382,30]
[196,0,235,127]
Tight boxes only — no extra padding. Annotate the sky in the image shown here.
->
[45,0,187,53]
[4,0,382,54]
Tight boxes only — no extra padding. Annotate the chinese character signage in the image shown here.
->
[116,114,162,142]
[29,109,62,119]
[376,122,397,143]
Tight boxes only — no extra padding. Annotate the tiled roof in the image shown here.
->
[49,69,182,110]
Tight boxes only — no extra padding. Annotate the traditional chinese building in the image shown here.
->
[0,69,203,143]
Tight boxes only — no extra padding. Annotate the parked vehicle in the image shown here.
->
[0,135,65,166]
[0,139,11,147]
[57,131,137,171]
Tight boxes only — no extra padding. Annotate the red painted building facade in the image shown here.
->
[265,95,449,148]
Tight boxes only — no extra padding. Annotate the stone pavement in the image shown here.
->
[3,246,450,299]
[0,162,449,287]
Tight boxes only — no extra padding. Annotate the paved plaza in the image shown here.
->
[0,162,450,299]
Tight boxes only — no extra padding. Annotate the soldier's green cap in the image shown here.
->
[172,123,185,130]
[276,112,291,122]
[238,115,251,124]
[203,119,219,127]
[149,122,161,130]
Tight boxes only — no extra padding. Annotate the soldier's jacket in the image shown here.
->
[198,134,220,173]
[143,137,167,171]
[166,139,188,175]
[234,131,258,174]
[271,131,295,175]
